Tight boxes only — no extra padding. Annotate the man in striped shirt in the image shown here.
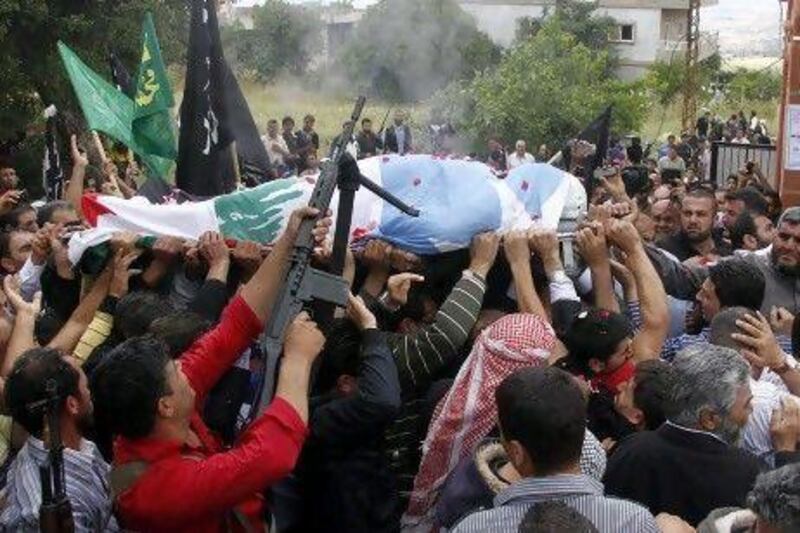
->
[2,348,118,532]
[379,233,500,497]
[452,367,658,533]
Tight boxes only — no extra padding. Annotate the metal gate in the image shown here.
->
[710,142,777,188]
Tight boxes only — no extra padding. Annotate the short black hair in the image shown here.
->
[113,291,174,340]
[563,308,632,375]
[362,118,372,125]
[282,116,295,127]
[0,203,34,231]
[496,367,586,475]
[36,200,73,228]
[732,187,769,217]
[5,348,80,438]
[315,318,363,392]
[633,360,675,430]
[708,259,765,311]
[683,187,717,209]
[730,211,757,250]
[518,501,598,533]
[148,311,212,358]
[90,336,172,439]
[35,308,65,346]
[304,114,315,122]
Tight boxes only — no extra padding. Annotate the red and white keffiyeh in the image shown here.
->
[401,313,556,532]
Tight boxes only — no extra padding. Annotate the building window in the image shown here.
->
[609,24,635,44]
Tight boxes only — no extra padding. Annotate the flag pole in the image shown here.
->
[230,141,241,189]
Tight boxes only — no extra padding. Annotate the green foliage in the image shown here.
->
[723,68,782,103]
[515,0,618,67]
[335,0,501,102]
[221,1,322,83]
[644,54,721,107]
[0,0,188,140]
[430,19,647,151]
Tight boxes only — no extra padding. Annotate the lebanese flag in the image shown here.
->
[69,157,385,266]
[68,155,579,266]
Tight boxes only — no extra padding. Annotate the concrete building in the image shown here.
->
[458,0,719,79]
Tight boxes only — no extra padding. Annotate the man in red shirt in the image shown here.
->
[91,209,329,532]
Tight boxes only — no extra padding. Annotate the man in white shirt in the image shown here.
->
[262,119,291,175]
[506,140,536,170]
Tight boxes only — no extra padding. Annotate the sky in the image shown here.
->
[235,0,785,55]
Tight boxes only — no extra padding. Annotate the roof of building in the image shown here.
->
[458,0,717,8]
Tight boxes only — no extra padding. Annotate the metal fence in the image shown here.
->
[710,141,777,188]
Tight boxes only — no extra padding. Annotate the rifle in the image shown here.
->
[250,97,419,420]
[377,107,392,137]
[34,380,75,533]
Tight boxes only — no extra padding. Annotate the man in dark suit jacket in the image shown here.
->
[384,110,412,156]
[604,343,760,526]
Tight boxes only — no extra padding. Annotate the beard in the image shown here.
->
[684,228,711,244]
[771,252,800,278]
[76,408,94,436]
[715,417,743,446]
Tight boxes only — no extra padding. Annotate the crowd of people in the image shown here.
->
[0,104,797,533]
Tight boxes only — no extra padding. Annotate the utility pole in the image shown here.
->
[778,0,800,205]
[681,0,701,134]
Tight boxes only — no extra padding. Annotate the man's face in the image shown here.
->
[16,210,38,233]
[2,231,32,273]
[652,200,678,239]
[668,148,678,160]
[696,278,721,322]
[267,122,278,136]
[718,383,753,444]
[362,120,372,134]
[605,338,634,373]
[50,207,79,226]
[515,141,526,155]
[304,117,314,130]
[753,215,775,248]
[772,221,800,275]
[393,111,404,126]
[0,167,18,191]
[723,199,745,229]
[681,196,714,243]
[66,357,94,434]
[161,360,196,423]
[282,121,294,134]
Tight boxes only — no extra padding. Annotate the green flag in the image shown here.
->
[133,13,177,160]
[57,41,173,180]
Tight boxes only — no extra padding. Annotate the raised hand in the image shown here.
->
[346,294,378,331]
[283,312,325,365]
[199,231,230,268]
[575,223,608,268]
[770,306,795,336]
[3,275,41,316]
[70,134,89,168]
[109,248,142,298]
[469,231,501,278]
[732,312,786,371]
[606,219,643,255]
[387,272,425,307]
[770,396,800,452]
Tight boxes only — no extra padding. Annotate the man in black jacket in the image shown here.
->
[288,295,402,533]
[384,110,412,156]
[604,343,760,526]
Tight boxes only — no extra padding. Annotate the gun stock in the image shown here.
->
[38,380,75,533]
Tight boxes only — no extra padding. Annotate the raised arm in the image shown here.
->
[607,220,669,363]
[0,276,41,377]
[576,222,619,313]
[504,230,547,319]
[65,134,88,220]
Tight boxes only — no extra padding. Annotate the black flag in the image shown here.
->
[42,106,64,201]
[222,61,271,187]
[561,105,612,195]
[177,0,235,197]
[109,51,134,97]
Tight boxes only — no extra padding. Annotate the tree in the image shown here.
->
[515,0,618,67]
[221,0,322,82]
[335,0,501,102]
[430,19,648,152]
[645,54,721,107]
[724,68,781,103]
[0,1,188,138]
